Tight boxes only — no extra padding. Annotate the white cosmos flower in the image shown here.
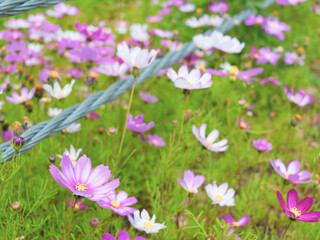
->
[199,14,224,27]
[27,43,43,52]
[167,65,212,90]
[128,209,166,234]
[57,144,82,167]
[193,34,214,51]
[205,181,235,206]
[210,31,245,53]
[99,61,129,77]
[62,122,80,133]
[130,23,149,42]
[116,42,157,69]
[43,79,75,100]
[48,107,63,117]
[192,124,229,152]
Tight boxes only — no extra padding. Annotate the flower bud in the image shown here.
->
[108,127,117,136]
[12,136,25,150]
[290,119,298,127]
[12,201,21,210]
[49,156,56,163]
[90,218,99,227]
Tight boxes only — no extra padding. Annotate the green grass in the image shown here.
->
[0,0,319,239]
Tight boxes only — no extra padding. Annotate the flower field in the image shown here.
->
[0,0,319,239]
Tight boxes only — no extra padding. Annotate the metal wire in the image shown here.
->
[0,1,275,163]
[0,0,69,17]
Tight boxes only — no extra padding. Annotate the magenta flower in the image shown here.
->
[244,14,265,25]
[66,199,88,210]
[208,65,263,83]
[177,170,205,194]
[49,155,119,201]
[207,1,229,13]
[167,65,212,90]
[236,119,251,130]
[247,46,259,60]
[269,159,314,184]
[260,76,281,87]
[97,190,137,216]
[283,85,313,107]
[127,114,155,133]
[1,128,13,142]
[6,87,35,104]
[192,124,229,152]
[277,0,306,6]
[148,134,165,147]
[262,17,290,41]
[277,189,320,222]
[146,15,163,23]
[284,51,305,65]
[252,139,272,152]
[256,48,281,66]
[222,215,251,233]
[102,229,145,240]
[139,91,158,103]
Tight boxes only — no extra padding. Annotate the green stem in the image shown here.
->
[0,150,17,197]
[176,93,188,148]
[280,221,292,240]
[116,76,136,166]
[66,196,78,240]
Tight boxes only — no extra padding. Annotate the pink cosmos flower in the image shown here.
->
[283,85,313,107]
[252,139,272,152]
[208,64,263,83]
[148,134,165,147]
[256,47,281,66]
[260,76,281,87]
[178,170,205,194]
[102,229,145,240]
[66,199,88,210]
[167,65,212,90]
[192,124,228,152]
[127,114,155,133]
[269,159,314,184]
[207,1,229,13]
[49,155,119,201]
[277,0,306,6]
[277,188,320,222]
[97,190,137,216]
[6,87,35,104]
[284,51,305,65]
[244,14,265,25]
[146,15,163,23]
[1,128,13,142]
[236,119,251,130]
[139,91,158,103]
[262,17,290,41]
[222,215,251,233]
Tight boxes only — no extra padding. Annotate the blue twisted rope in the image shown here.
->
[0,0,70,17]
[0,0,275,163]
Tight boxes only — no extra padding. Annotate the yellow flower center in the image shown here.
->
[198,65,206,72]
[75,183,87,191]
[290,207,301,218]
[233,221,239,227]
[48,70,59,79]
[229,66,239,76]
[143,221,154,229]
[205,140,211,147]
[187,81,192,87]
[111,200,120,208]
[266,54,271,60]
[239,122,246,129]
[70,156,75,162]
[188,187,193,193]
[152,140,158,145]
[18,96,25,103]
[256,18,262,24]
[285,172,290,179]
[254,53,259,59]
[65,127,69,132]
[75,204,79,210]
[215,195,223,201]
[61,92,65,98]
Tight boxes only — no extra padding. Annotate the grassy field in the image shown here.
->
[0,0,319,239]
